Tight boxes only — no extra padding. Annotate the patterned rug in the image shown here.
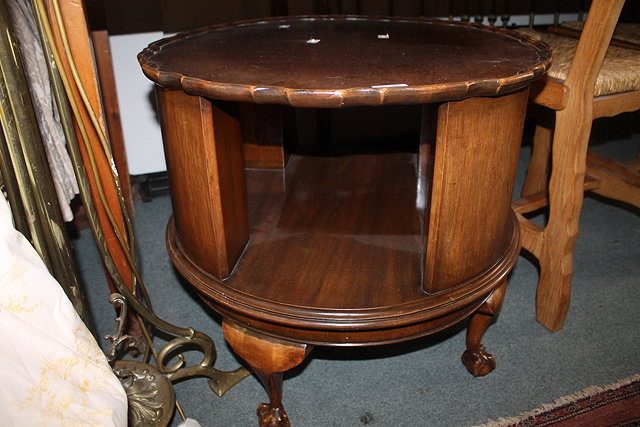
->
[477,374,640,426]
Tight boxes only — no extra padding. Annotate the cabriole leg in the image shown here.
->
[461,280,507,377]
[222,321,313,426]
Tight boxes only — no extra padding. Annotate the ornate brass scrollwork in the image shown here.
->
[106,292,249,394]
[113,360,176,427]
[105,293,138,360]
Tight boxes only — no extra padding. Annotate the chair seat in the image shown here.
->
[561,21,640,46]
[519,28,640,97]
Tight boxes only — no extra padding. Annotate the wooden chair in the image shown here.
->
[513,0,640,331]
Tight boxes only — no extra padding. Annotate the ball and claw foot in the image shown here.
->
[258,403,290,427]
[461,345,496,377]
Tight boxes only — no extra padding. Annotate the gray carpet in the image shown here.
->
[72,116,640,427]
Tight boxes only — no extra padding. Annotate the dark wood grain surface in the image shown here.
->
[232,151,425,310]
[139,16,550,107]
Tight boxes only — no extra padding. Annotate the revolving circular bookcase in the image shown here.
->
[139,15,550,426]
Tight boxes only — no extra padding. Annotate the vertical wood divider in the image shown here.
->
[240,103,292,169]
[156,87,248,279]
[423,90,528,293]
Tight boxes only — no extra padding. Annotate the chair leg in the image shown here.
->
[535,158,588,331]
[461,280,507,377]
[534,99,594,331]
[534,235,576,332]
[535,148,640,332]
[222,321,312,427]
[522,120,553,197]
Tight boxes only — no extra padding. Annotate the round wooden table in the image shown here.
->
[139,16,550,426]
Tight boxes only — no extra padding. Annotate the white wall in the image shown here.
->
[109,32,166,175]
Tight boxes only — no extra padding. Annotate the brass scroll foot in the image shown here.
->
[113,360,175,426]
[208,367,251,397]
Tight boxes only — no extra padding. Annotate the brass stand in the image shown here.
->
[0,1,249,425]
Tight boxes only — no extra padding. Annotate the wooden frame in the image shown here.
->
[513,0,640,332]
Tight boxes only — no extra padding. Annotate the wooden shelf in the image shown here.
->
[226,149,427,310]
[166,141,520,344]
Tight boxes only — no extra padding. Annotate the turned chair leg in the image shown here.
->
[222,321,313,427]
[461,280,507,377]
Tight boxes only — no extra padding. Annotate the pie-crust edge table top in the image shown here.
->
[139,15,551,108]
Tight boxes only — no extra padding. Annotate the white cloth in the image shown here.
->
[0,196,127,426]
